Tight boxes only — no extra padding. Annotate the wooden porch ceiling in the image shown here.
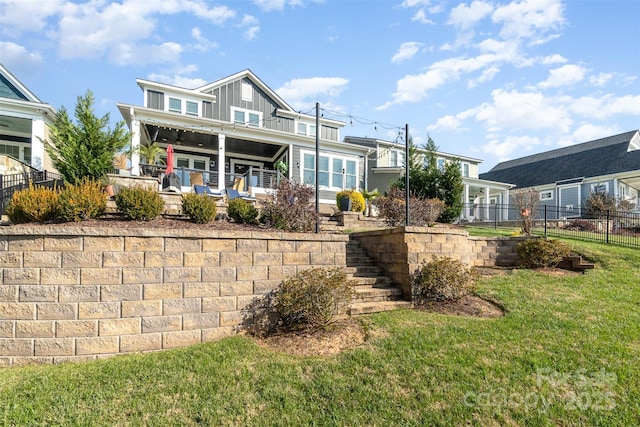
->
[144,124,283,158]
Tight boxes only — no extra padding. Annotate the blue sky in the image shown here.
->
[1,0,638,172]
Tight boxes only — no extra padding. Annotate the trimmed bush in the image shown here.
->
[565,219,597,232]
[375,187,445,226]
[411,256,478,304]
[260,179,318,232]
[517,238,571,268]
[273,267,355,331]
[227,198,259,224]
[336,189,365,213]
[115,186,164,221]
[181,193,216,224]
[6,184,59,224]
[57,178,106,222]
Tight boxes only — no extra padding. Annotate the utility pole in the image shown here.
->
[405,123,410,226]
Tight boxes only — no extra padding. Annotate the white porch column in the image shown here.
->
[31,118,46,170]
[130,108,141,176]
[503,189,510,221]
[218,133,226,190]
[463,183,470,219]
[484,186,491,220]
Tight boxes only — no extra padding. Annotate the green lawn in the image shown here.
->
[1,240,639,426]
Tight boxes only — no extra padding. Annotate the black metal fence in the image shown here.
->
[0,171,64,215]
[462,203,640,249]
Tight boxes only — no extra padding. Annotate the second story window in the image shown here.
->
[390,150,406,167]
[461,162,470,177]
[169,97,182,113]
[186,101,198,116]
[232,108,261,127]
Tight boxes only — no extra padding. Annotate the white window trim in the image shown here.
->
[231,107,262,127]
[390,149,406,167]
[300,149,359,191]
[296,121,316,137]
[186,100,199,116]
[460,162,470,177]
[168,97,182,113]
[540,190,554,201]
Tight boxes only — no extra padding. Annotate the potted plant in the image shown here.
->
[362,188,379,217]
[138,142,166,175]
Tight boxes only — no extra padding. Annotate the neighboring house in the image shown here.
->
[343,136,514,221]
[0,64,57,173]
[480,130,640,217]
[117,69,369,206]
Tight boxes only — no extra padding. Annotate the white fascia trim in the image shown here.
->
[136,79,217,101]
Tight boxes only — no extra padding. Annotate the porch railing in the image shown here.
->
[0,170,64,215]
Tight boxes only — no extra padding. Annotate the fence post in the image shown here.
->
[544,205,547,236]
[606,210,610,244]
[494,203,498,229]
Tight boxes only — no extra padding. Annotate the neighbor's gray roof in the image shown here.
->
[479,130,640,188]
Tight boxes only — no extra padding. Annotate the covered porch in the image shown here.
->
[460,177,514,222]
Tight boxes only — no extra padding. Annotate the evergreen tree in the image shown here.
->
[393,136,463,223]
[45,90,130,184]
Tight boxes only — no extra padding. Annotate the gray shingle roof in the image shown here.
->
[479,130,640,188]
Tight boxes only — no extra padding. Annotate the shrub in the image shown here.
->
[6,184,59,223]
[181,193,216,224]
[375,187,445,226]
[57,178,106,222]
[565,219,597,232]
[227,198,259,224]
[260,179,318,231]
[517,238,571,268]
[336,189,365,213]
[115,186,164,221]
[273,267,355,331]
[411,256,478,304]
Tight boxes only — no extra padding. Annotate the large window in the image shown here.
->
[390,149,405,167]
[297,122,317,137]
[232,108,261,127]
[301,151,357,190]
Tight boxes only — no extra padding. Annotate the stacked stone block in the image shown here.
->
[0,227,348,367]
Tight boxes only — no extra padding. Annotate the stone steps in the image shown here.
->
[557,255,595,273]
[345,239,408,315]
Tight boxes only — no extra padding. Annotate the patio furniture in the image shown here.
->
[194,185,224,200]
[226,188,256,202]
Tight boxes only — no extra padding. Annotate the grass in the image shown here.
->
[1,240,639,426]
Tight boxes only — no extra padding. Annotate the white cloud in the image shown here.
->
[109,42,183,66]
[190,27,219,52]
[538,64,587,88]
[391,42,423,63]
[411,9,433,24]
[239,15,260,40]
[448,1,493,31]
[589,72,615,87]
[557,124,621,147]
[468,66,500,88]
[427,115,463,132]
[253,0,303,12]
[0,41,44,71]
[479,135,541,161]
[569,94,640,119]
[277,77,349,108]
[147,67,208,89]
[492,0,565,42]
[471,89,573,133]
[541,54,567,65]
[0,0,63,35]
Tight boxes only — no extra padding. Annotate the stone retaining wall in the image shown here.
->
[351,226,525,297]
[0,225,523,367]
[0,226,348,367]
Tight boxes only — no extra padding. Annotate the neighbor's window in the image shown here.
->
[298,123,307,135]
[437,158,445,170]
[540,191,553,201]
[301,150,357,190]
[186,101,198,116]
[461,162,470,177]
[232,108,262,127]
[168,97,182,113]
